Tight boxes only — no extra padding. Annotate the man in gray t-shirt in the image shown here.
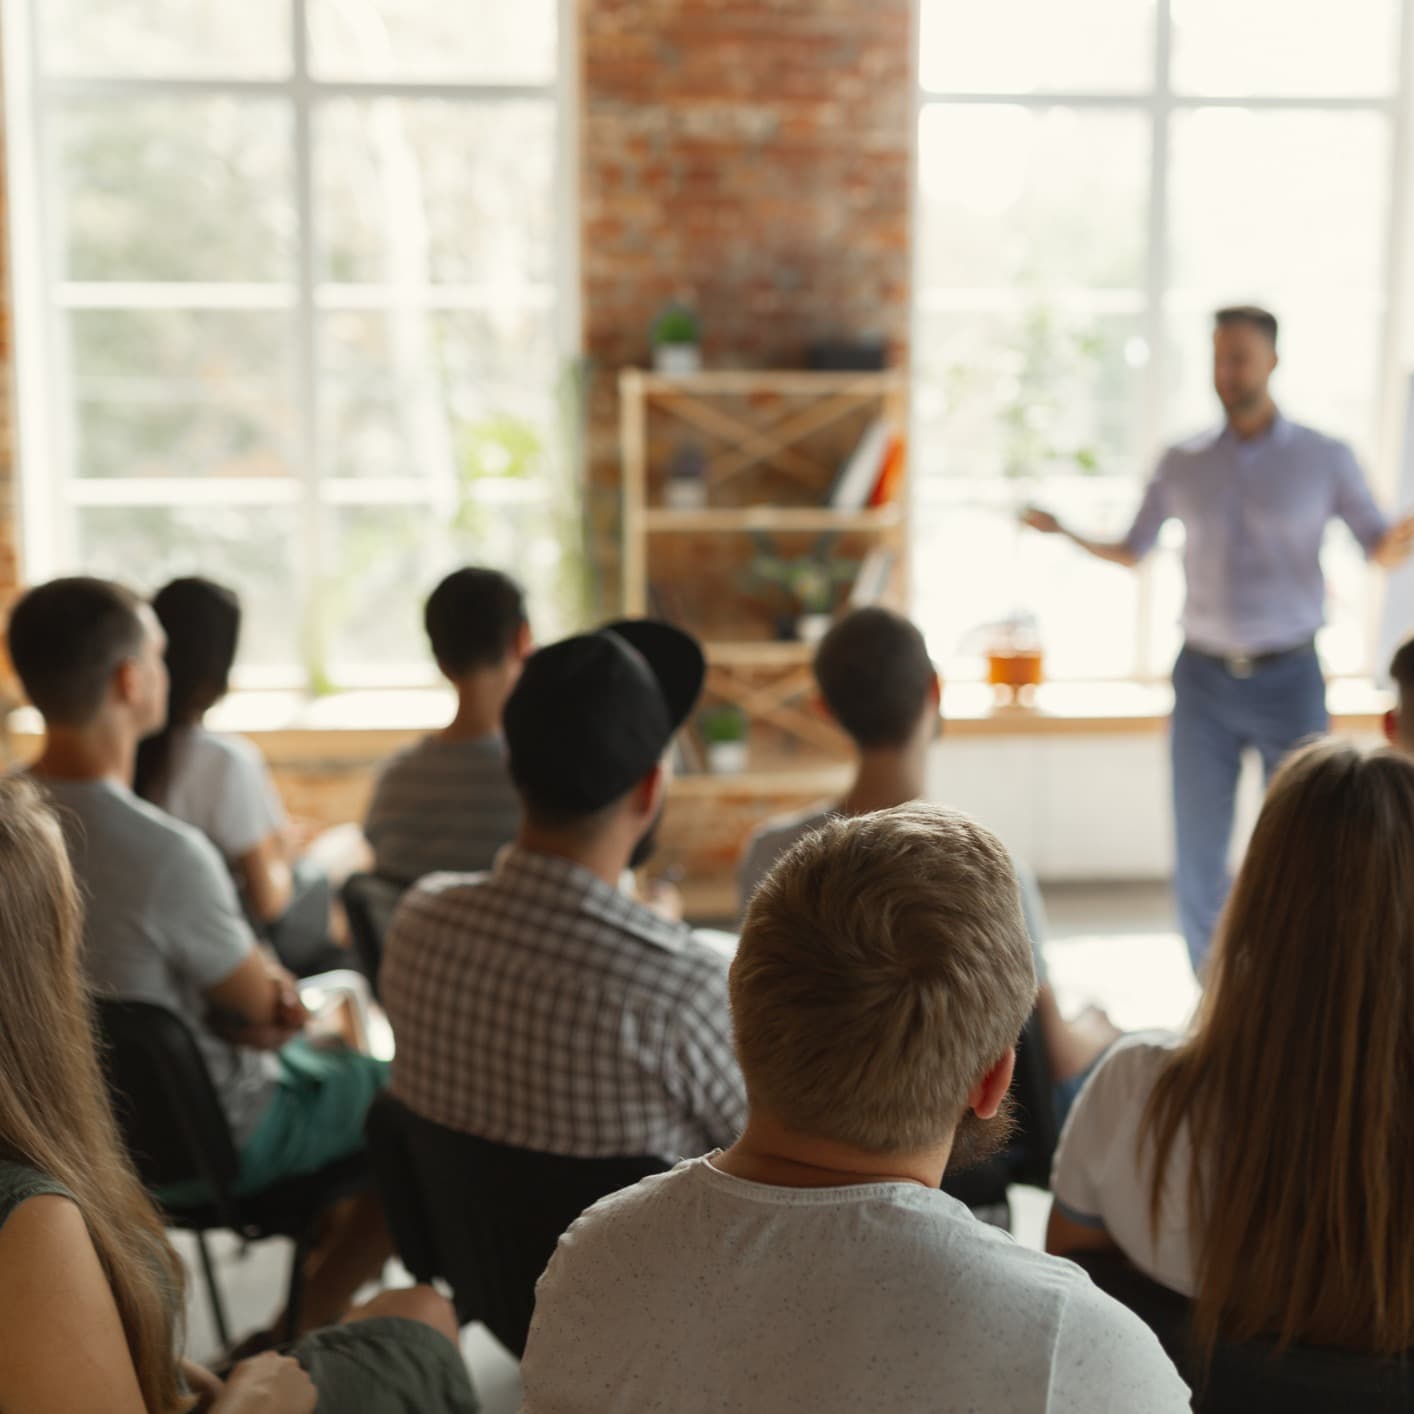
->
[9,576,397,1329]
[40,774,279,1142]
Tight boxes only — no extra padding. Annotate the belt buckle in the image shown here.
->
[1227,653,1254,679]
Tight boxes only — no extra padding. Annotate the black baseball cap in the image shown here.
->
[503,618,706,815]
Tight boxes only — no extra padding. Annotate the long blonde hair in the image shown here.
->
[0,777,191,1412]
[1142,738,1414,1354]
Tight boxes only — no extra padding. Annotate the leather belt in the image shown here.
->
[1185,639,1315,680]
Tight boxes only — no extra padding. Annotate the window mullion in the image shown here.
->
[291,0,323,694]
[1136,0,1174,682]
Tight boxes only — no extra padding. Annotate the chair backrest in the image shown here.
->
[1071,1250,1414,1414]
[340,872,407,997]
[94,997,241,1215]
[366,1091,667,1356]
[941,1006,1057,1209]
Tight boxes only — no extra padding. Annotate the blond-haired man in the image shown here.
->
[519,806,1190,1413]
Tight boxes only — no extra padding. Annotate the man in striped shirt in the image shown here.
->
[364,567,531,885]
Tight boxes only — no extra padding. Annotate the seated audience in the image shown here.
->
[1048,738,1414,1357]
[134,577,350,975]
[7,578,391,1337]
[520,805,1189,1412]
[382,619,746,1161]
[1385,631,1414,750]
[740,606,1118,1105]
[364,567,530,883]
[0,775,475,1414]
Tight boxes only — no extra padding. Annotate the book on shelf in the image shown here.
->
[848,548,896,607]
[827,417,892,510]
[868,435,906,507]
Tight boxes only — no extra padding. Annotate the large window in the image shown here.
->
[914,0,1414,682]
[6,0,578,690]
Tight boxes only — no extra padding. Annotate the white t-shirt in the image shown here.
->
[520,1156,1190,1414]
[1051,1031,1197,1297]
[157,725,286,862]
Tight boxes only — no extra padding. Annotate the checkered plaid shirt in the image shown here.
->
[381,847,747,1161]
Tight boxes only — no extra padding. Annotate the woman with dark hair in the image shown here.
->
[135,578,350,974]
[0,776,476,1412]
[1048,737,1414,1357]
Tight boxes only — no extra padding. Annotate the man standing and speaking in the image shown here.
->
[1023,306,1414,973]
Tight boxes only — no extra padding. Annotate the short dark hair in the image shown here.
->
[1215,305,1279,348]
[8,577,147,725]
[424,568,526,676]
[813,607,936,749]
[1390,635,1414,693]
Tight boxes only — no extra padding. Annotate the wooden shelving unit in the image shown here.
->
[619,368,909,916]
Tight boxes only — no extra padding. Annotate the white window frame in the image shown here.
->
[3,0,581,689]
[911,0,1414,682]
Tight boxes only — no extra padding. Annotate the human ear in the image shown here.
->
[966,1049,1016,1120]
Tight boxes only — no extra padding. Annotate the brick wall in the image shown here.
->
[580,0,914,607]
[581,0,914,906]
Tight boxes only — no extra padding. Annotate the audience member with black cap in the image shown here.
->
[381,619,747,1162]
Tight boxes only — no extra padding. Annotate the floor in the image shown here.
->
[181,881,1195,1412]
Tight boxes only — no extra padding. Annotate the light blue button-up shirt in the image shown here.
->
[1122,412,1389,656]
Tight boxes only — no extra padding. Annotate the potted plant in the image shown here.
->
[748,535,859,643]
[700,703,749,775]
[651,304,703,375]
[664,440,708,510]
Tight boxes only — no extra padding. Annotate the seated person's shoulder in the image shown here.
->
[197,727,264,767]
[750,801,834,854]
[1047,1259,1191,1409]
[677,928,735,984]
[76,780,220,866]
[1075,1029,1180,1107]
[389,868,495,932]
[549,1162,696,1259]
[740,801,835,899]
[130,790,233,876]
[106,791,252,945]
[374,736,428,779]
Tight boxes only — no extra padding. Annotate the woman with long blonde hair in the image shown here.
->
[1047,737,1414,1356]
[0,777,475,1412]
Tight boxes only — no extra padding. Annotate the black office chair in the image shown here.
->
[95,998,369,1348]
[340,872,409,997]
[366,1091,667,1356]
[942,1007,1058,1224]
[1070,1249,1414,1413]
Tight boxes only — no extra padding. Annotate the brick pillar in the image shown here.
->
[579,0,914,611]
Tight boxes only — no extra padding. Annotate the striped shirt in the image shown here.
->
[381,847,747,1161]
[364,733,521,885]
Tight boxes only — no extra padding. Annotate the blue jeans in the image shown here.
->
[1171,643,1328,975]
